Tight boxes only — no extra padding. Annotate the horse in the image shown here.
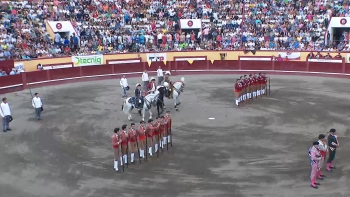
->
[164,77,185,111]
[121,91,160,121]
[155,85,167,117]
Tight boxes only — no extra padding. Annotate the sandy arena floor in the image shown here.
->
[0,74,349,197]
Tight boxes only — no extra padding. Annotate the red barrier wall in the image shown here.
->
[1,59,350,95]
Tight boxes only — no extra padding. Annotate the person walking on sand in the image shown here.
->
[120,75,129,98]
[0,98,12,132]
[32,93,43,121]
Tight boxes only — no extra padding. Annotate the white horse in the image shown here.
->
[164,77,185,111]
[122,91,160,121]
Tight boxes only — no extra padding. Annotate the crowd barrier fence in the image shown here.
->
[1,59,350,94]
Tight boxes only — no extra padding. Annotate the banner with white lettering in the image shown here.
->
[72,55,103,66]
[308,59,342,63]
[278,52,301,60]
[180,19,202,29]
[146,53,167,62]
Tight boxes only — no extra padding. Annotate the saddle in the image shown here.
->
[128,97,144,109]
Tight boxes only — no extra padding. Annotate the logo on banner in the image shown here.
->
[187,20,193,27]
[146,53,167,62]
[340,18,347,25]
[56,23,62,29]
[72,55,103,66]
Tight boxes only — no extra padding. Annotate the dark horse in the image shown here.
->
[156,86,168,117]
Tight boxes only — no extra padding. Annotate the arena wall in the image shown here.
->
[2,54,350,94]
[14,51,350,72]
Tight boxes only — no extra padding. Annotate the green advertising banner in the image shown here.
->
[72,55,103,66]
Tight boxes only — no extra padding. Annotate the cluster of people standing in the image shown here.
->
[111,111,172,172]
[309,128,339,189]
[120,66,173,109]
[1,93,43,132]
[234,73,268,106]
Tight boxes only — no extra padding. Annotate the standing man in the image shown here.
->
[153,117,161,153]
[120,125,129,166]
[327,128,339,171]
[142,70,149,92]
[157,66,164,86]
[32,93,43,121]
[317,134,327,179]
[0,98,12,132]
[128,123,138,164]
[137,121,146,158]
[146,119,156,156]
[112,128,122,172]
[309,141,322,189]
[164,111,172,144]
[159,116,167,149]
[120,75,129,98]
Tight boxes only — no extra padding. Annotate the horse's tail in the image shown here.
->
[121,99,126,112]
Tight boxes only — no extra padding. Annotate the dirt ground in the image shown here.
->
[0,74,349,197]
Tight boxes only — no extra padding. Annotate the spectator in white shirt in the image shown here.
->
[32,93,43,121]
[142,70,149,91]
[120,75,129,98]
[157,66,164,86]
[0,98,12,132]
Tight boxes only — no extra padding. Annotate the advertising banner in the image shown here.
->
[308,59,342,63]
[72,55,103,66]
[180,19,202,29]
[14,62,25,71]
[43,64,73,70]
[174,57,206,61]
[347,54,350,63]
[240,57,271,61]
[278,52,301,60]
[146,53,167,62]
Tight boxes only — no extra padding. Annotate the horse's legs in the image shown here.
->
[142,108,145,121]
[128,107,132,120]
[174,96,178,111]
[149,109,152,119]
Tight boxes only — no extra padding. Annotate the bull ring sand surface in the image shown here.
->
[0,74,349,197]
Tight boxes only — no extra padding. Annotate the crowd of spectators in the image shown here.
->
[0,0,349,61]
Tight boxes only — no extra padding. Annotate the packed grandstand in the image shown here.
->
[0,0,349,61]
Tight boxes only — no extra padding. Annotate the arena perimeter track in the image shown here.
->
[0,74,349,197]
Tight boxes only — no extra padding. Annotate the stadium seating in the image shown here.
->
[0,0,349,61]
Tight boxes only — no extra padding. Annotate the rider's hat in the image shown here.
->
[136,83,141,87]
[165,71,171,75]
[151,77,156,81]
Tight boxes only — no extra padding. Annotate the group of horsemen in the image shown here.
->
[134,71,173,109]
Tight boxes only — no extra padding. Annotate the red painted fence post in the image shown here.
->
[21,72,27,90]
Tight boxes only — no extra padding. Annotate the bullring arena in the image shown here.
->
[1,58,350,197]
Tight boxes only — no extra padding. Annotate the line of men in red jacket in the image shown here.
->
[234,73,268,106]
[111,111,172,172]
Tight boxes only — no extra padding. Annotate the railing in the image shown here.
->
[1,59,350,95]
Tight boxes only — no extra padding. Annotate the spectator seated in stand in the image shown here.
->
[0,0,349,61]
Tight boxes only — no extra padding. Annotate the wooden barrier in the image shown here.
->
[1,59,350,95]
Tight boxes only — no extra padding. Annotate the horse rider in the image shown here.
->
[164,71,173,99]
[135,83,143,109]
[147,77,157,94]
